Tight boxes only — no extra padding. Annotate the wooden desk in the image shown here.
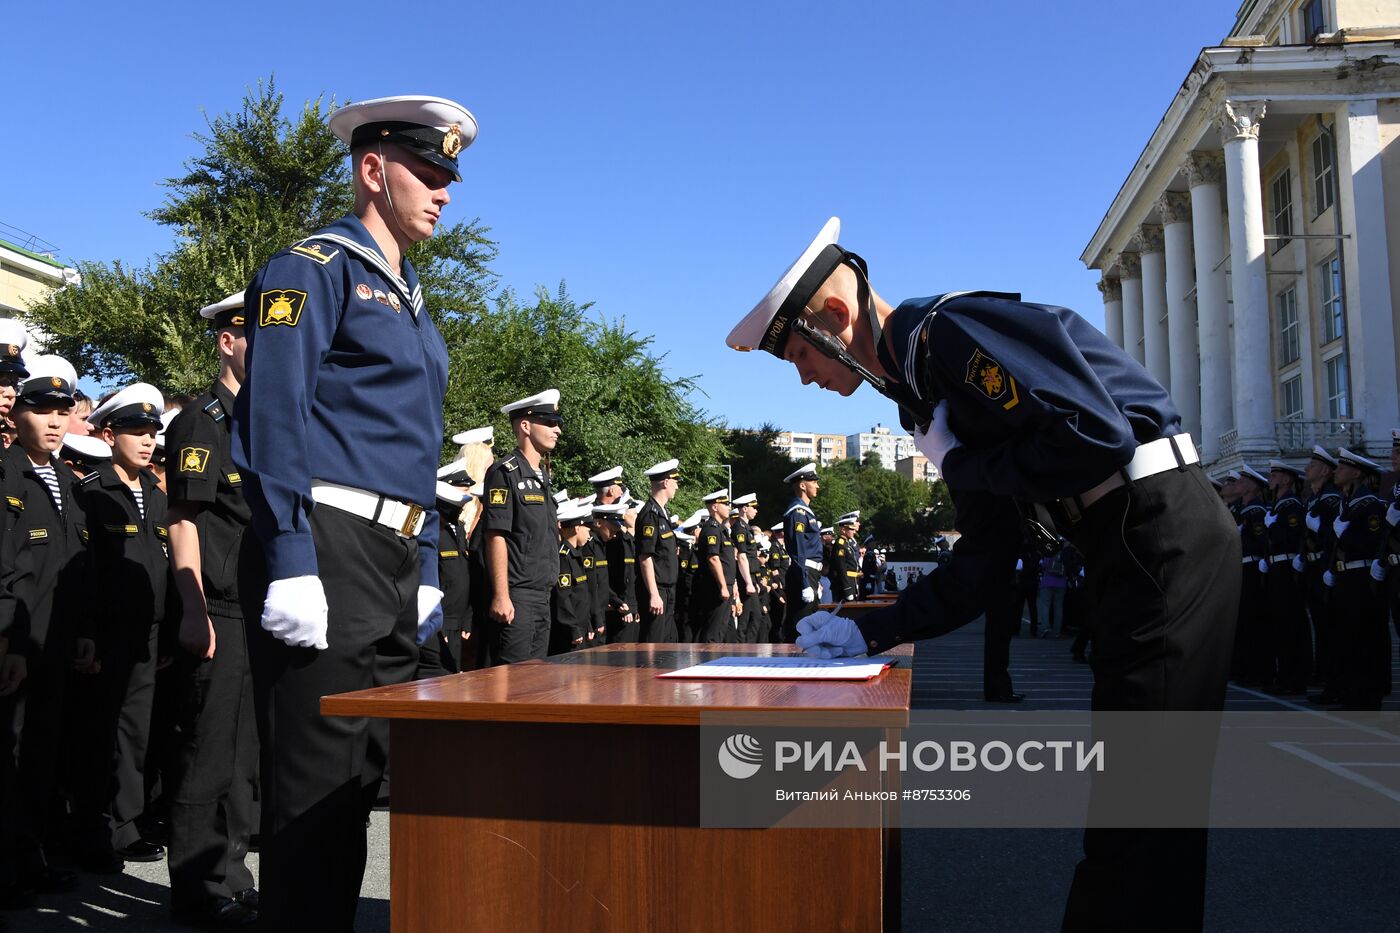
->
[323,643,912,932]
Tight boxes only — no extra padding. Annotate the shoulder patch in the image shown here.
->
[707,535,718,545]
[965,347,1020,410]
[5,495,21,510]
[179,447,211,474]
[290,243,339,265]
[489,488,508,506]
[259,289,308,328]
[77,472,101,486]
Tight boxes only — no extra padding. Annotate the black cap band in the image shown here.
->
[101,402,162,429]
[350,121,463,182]
[759,246,870,356]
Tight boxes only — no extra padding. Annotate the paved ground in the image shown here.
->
[9,617,1399,931]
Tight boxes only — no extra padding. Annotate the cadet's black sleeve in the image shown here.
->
[481,462,514,533]
[163,407,220,506]
[930,305,1140,501]
[856,489,1021,653]
[635,510,660,560]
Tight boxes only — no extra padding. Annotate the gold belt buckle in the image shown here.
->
[400,503,424,537]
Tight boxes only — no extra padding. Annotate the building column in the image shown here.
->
[1138,224,1171,390]
[1159,191,1201,445]
[1336,99,1399,455]
[1218,100,1276,457]
[1118,249,1144,365]
[1098,276,1123,348]
[1186,151,1232,464]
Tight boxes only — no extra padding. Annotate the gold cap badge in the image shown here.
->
[442,124,463,158]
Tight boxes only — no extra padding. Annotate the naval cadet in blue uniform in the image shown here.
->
[483,390,562,663]
[780,463,824,641]
[230,94,469,932]
[726,217,1239,933]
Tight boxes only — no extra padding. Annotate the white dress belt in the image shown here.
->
[311,480,426,538]
[1071,434,1201,512]
[804,558,823,571]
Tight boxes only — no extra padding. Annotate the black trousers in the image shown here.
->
[4,634,75,877]
[493,591,551,664]
[1303,566,1333,688]
[73,621,160,852]
[169,609,258,909]
[243,505,419,933]
[739,593,763,643]
[1335,570,1390,709]
[692,593,737,643]
[1058,464,1239,933]
[642,586,678,643]
[982,590,1019,699]
[783,565,821,641]
[1267,565,1311,691]
[767,593,787,643]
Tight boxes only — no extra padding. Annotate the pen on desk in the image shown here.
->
[831,600,846,618]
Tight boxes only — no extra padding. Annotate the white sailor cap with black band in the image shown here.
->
[435,481,469,505]
[88,382,165,429]
[16,355,77,407]
[1310,445,1338,468]
[770,522,785,533]
[703,488,730,504]
[1239,464,1270,487]
[783,462,819,483]
[1337,447,1382,474]
[452,425,493,447]
[592,502,627,521]
[558,501,593,526]
[199,291,246,328]
[500,388,562,425]
[732,493,757,507]
[0,319,30,378]
[589,466,623,488]
[1225,470,1242,482]
[553,490,570,505]
[62,432,113,465]
[681,508,707,530]
[725,217,854,357]
[644,459,681,481]
[1207,475,1225,490]
[329,95,478,184]
[1268,459,1302,477]
[838,510,861,526]
[437,458,470,485]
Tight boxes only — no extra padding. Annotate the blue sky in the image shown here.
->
[2,1,1236,435]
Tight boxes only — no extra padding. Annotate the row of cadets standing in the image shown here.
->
[1325,447,1390,710]
[689,489,739,642]
[781,463,824,641]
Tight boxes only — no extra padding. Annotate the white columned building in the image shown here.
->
[1080,1,1400,470]
[1139,224,1172,391]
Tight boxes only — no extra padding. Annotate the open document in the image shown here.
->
[657,656,894,681]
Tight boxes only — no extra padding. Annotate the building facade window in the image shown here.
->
[1324,353,1350,419]
[1311,130,1335,216]
[1280,374,1303,420]
[1270,169,1293,250]
[1277,287,1300,366]
[1318,255,1344,344]
[1301,0,1327,42]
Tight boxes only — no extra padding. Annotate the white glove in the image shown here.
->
[1323,569,1336,587]
[912,401,961,474]
[1387,502,1400,527]
[1333,516,1350,538]
[416,585,445,646]
[1257,558,1269,574]
[1305,513,1320,533]
[1015,558,1023,571]
[1291,555,1305,573]
[801,586,815,604]
[795,611,867,659]
[1264,511,1278,528]
[1371,560,1387,583]
[262,576,329,649]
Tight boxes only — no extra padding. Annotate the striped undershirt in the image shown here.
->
[32,464,62,513]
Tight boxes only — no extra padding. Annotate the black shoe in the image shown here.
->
[984,692,1026,703]
[232,887,259,911]
[115,840,165,862]
[21,866,78,894]
[173,895,257,930]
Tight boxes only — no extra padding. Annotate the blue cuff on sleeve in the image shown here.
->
[263,531,320,581]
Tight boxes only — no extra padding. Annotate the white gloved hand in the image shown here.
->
[262,576,329,649]
[1291,555,1305,573]
[912,401,961,474]
[1264,511,1278,528]
[1371,560,1387,583]
[1333,516,1350,538]
[795,611,867,659]
[1015,559,1023,571]
[1257,558,1269,574]
[1387,502,1400,527]
[1305,513,1321,533]
[1323,569,1336,587]
[416,585,445,646]
[801,586,816,604]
